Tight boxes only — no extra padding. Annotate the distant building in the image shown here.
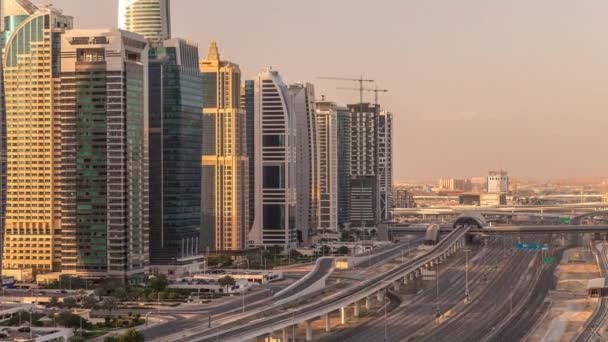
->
[249,68,297,250]
[315,101,339,232]
[488,171,509,194]
[480,193,507,206]
[336,105,352,228]
[378,110,393,220]
[438,178,466,191]
[394,190,416,208]
[200,42,249,252]
[289,83,319,244]
[118,0,171,46]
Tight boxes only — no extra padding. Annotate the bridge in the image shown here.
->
[193,227,470,342]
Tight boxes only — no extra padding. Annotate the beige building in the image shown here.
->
[2,1,73,275]
[200,42,249,251]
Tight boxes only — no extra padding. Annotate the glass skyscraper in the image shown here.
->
[148,39,202,264]
[57,28,150,283]
[336,105,352,228]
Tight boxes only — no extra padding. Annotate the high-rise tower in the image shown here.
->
[57,28,150,282]
[148,39,202,264]
[315,101,339,234]
[2,1,73,277]
[348,103,379,228]
[200,42,249,252]
[378,110,393,220]
[119,0,171,46]
[249,68,297,250]
[0,0,6,277]
[289,83,319,244]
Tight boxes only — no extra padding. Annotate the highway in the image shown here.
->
[573,241,608,342]
[324,234,561,342]
[273,257,335,301]
[186,228,469,341]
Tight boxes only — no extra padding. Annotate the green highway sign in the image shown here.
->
[544,257,556,264]
[560,217,571,224]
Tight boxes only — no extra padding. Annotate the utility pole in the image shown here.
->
[464,249,471,304]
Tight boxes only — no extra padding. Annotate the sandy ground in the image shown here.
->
[526,247,599,342]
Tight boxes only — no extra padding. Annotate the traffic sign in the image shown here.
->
[544,257,556,264]
[516,243,549,251]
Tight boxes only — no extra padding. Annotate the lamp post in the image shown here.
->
[464,249,471,304]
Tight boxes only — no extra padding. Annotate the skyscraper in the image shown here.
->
[378,110,393,220]
[148,39,202,264]
[315,101,339,234]
[2,1,73,277]
[118,0,171,46]
[57,28,150,282]
[289,83,318,244]
[241,80,255,234]
[336,105,351,228]
[348,103,379,228]
[200,42,249,251]
[0,0,6,277]
[249,68,297,250]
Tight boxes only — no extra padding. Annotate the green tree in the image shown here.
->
[101,296,119,316]
[337,246,350,255]
[218,276,236,293]
[82,294,98,309]
[267,245,283,255]
[107,329,145,342]
[63,297,78,309]
[207,255,232,267]
[56,312,90,329]
[148,275,169,292]
[47,296,60,308]
[289,249,302,259]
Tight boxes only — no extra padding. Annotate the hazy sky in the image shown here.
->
[38,0,608,182]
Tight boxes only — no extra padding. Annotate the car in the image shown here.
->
[17,326,30,333]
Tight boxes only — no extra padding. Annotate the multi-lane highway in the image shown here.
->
[186,228,469,341]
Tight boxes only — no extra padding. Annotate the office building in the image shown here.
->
[249,68,297,250]
[0,0,5,276]
[316,101,338,233]
[118,0,171,46]
[336,105,351,228]
[289,83,318,243]
[2,1,73,277]
[240,80,255,233]
[315,101,338,233]
[378,110,393,221]
[148,39,202,264]
[57,28,150,282]
[487,171,509,194]
[200,42,249,251]
[348,103,379,228]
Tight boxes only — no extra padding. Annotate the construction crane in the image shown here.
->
[337,85,389,108]
[318,76,374,104]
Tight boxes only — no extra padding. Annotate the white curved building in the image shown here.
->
[249,68,297,250]
[118,0,171,45]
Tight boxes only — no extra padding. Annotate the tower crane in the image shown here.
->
[318,76,374,104]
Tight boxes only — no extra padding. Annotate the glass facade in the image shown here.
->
[149,41,202,264]
[337,107,351,227]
